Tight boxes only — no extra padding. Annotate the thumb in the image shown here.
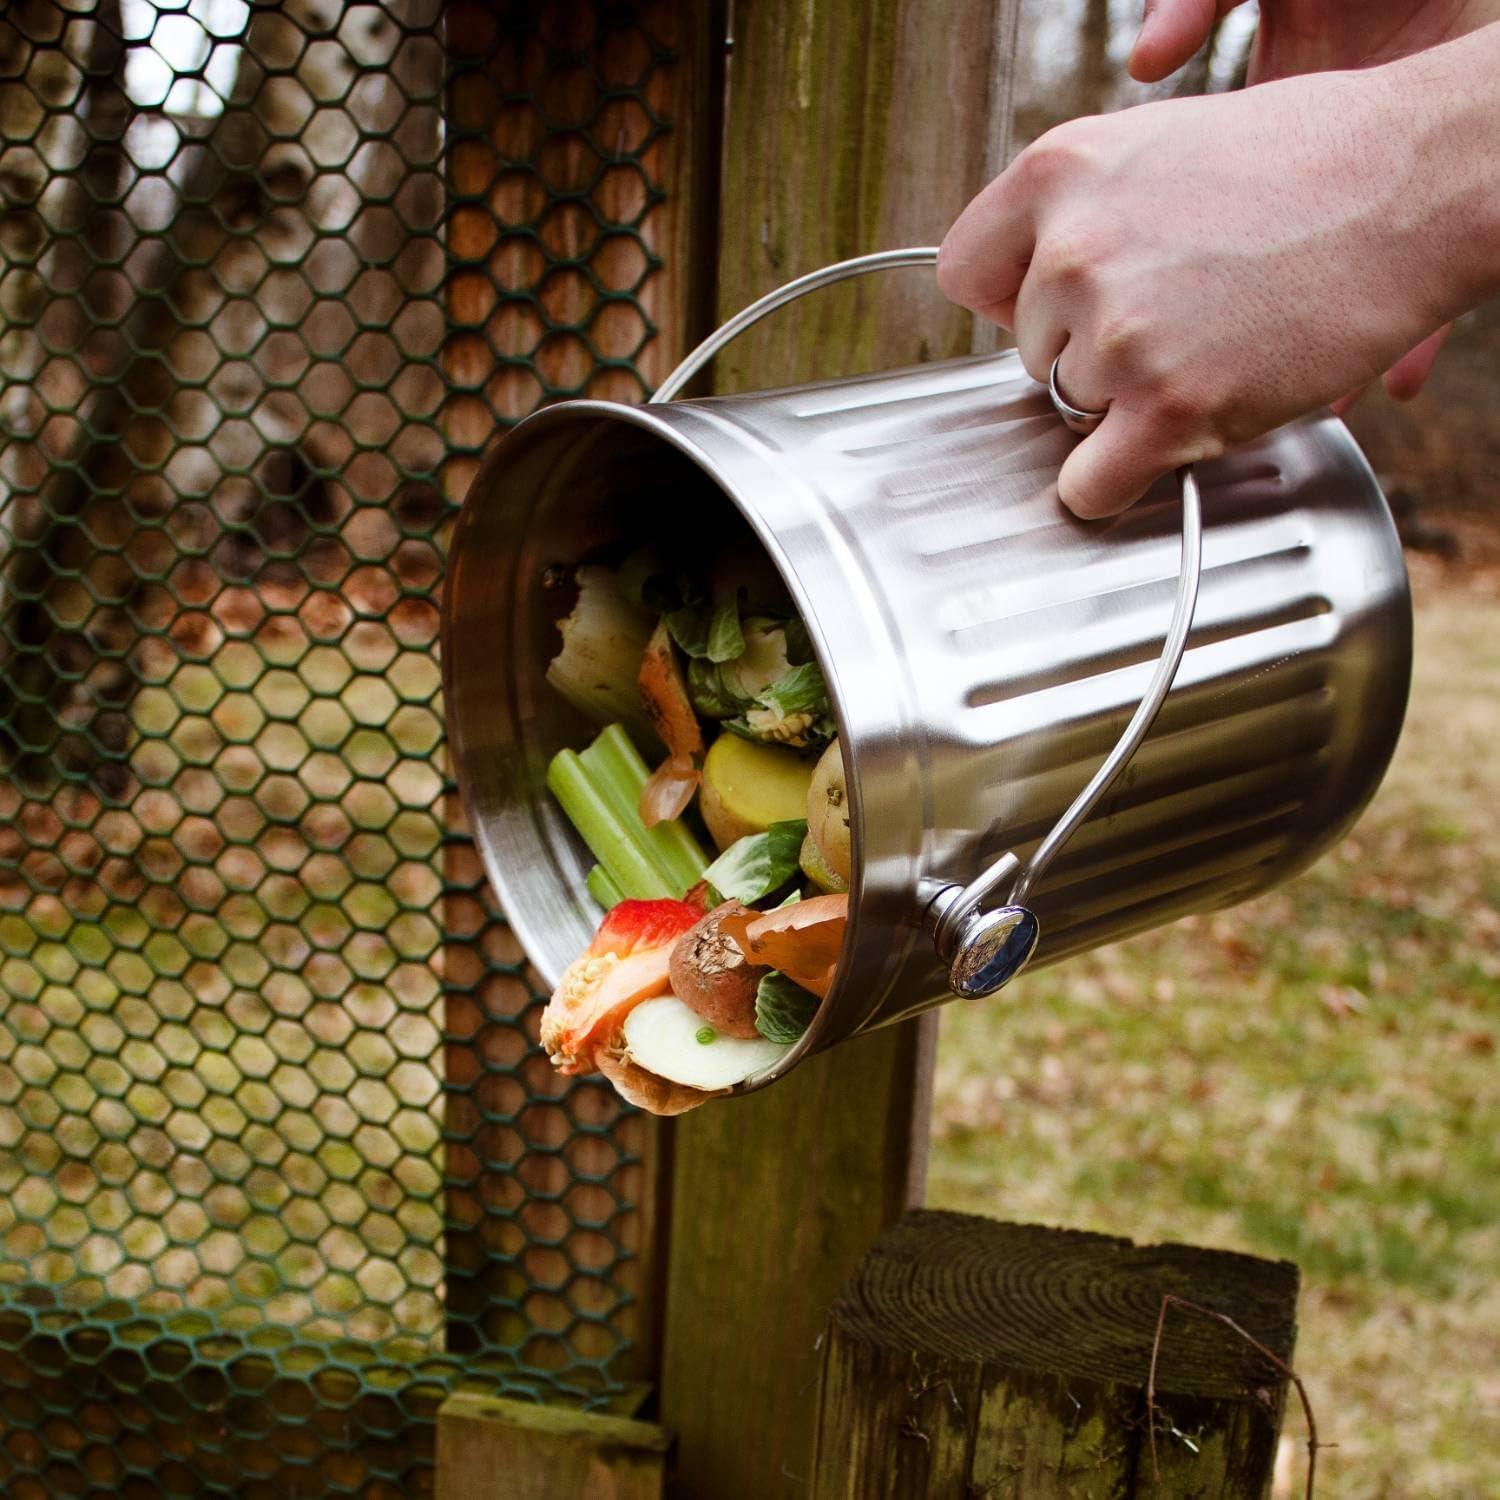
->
[1056,407,1182,520]
[1129,0,1248,84]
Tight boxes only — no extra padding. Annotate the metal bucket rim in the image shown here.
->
[443,394,918,1093]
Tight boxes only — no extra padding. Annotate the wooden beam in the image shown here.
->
[436,1393,671,1500]
[657,6,1015,1494]
[810,1212,1300,1499]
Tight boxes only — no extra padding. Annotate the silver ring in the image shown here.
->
[1048,354,1107,435]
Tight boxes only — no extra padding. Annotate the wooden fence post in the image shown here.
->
[810,1211,1301,1499]
[656,4,1020,1496]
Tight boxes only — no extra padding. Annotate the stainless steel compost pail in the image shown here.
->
[442,249,1412,1093]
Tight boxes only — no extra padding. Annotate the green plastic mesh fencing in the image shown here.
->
[0,2,685,1492]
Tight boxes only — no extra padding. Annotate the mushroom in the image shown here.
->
[668,900,769,1039]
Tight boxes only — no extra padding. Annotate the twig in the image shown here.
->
[1147,1292,1323,1500]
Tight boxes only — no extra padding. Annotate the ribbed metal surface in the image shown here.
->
[444,349,1412,1087]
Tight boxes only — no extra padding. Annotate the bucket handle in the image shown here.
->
[652,248,1203,1000]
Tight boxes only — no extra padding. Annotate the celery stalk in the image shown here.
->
[586,864,625,910]
[546,750,673,900]
[580,724,708,894]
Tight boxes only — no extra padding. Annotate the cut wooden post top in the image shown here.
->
[829,1208,1299,1397]
[812,1210,1303,1500]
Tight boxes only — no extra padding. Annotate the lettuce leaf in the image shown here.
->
[702,819,807,904]
[664,603,712,658]
[687,658,740,718]
[706,598,745,663]
[754,971,820,1044]
[756,661,828,719]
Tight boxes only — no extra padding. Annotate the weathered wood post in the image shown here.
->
[810,1211,1302,1499]
[655,3,1022,1496]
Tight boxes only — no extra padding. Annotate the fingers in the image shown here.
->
[1327,325,1451,417]
[1129,0,1248,83]
[936,167,1036,328]
[1013,270,1070,386]
[1056,406,1189,520]
[1382,323,1450,401]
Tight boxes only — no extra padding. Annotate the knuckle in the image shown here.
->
[1021,120,1099,186]
[1094,311,1149,369]
[1041,227,1103,295]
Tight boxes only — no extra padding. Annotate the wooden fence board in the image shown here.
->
[657,4,1018,1494]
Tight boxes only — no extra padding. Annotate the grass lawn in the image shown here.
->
[928,559,1500,1500]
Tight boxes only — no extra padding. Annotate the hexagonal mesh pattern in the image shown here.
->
[0,1,688,1491]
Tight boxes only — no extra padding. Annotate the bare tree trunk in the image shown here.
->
[1079,0,1114,113]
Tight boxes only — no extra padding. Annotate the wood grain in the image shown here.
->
[811,1211,1299,1499]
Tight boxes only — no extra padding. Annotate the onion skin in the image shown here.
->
[638,621,704,828]
[719,893,848,1000]
[639,753,700,827]
[596,1042,719,1116]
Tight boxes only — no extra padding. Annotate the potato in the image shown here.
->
[806,738,851,882]
[699,732,815,851]
[669,901,768,1038]
[799,832,848,895]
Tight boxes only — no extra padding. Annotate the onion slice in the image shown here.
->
[639,752,700,827]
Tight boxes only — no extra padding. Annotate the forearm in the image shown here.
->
[1371,20,1500,317]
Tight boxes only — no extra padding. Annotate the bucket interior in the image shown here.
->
[443,404,861,1083]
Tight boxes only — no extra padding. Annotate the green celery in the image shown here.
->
[586,864,625,910]
[579,723,708,895]
[546,749,672,900]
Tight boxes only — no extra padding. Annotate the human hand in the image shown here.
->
[935,66,1459,517]
[1128,1,1498,410]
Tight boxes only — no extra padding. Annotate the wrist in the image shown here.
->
[1373,22,1500,315]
